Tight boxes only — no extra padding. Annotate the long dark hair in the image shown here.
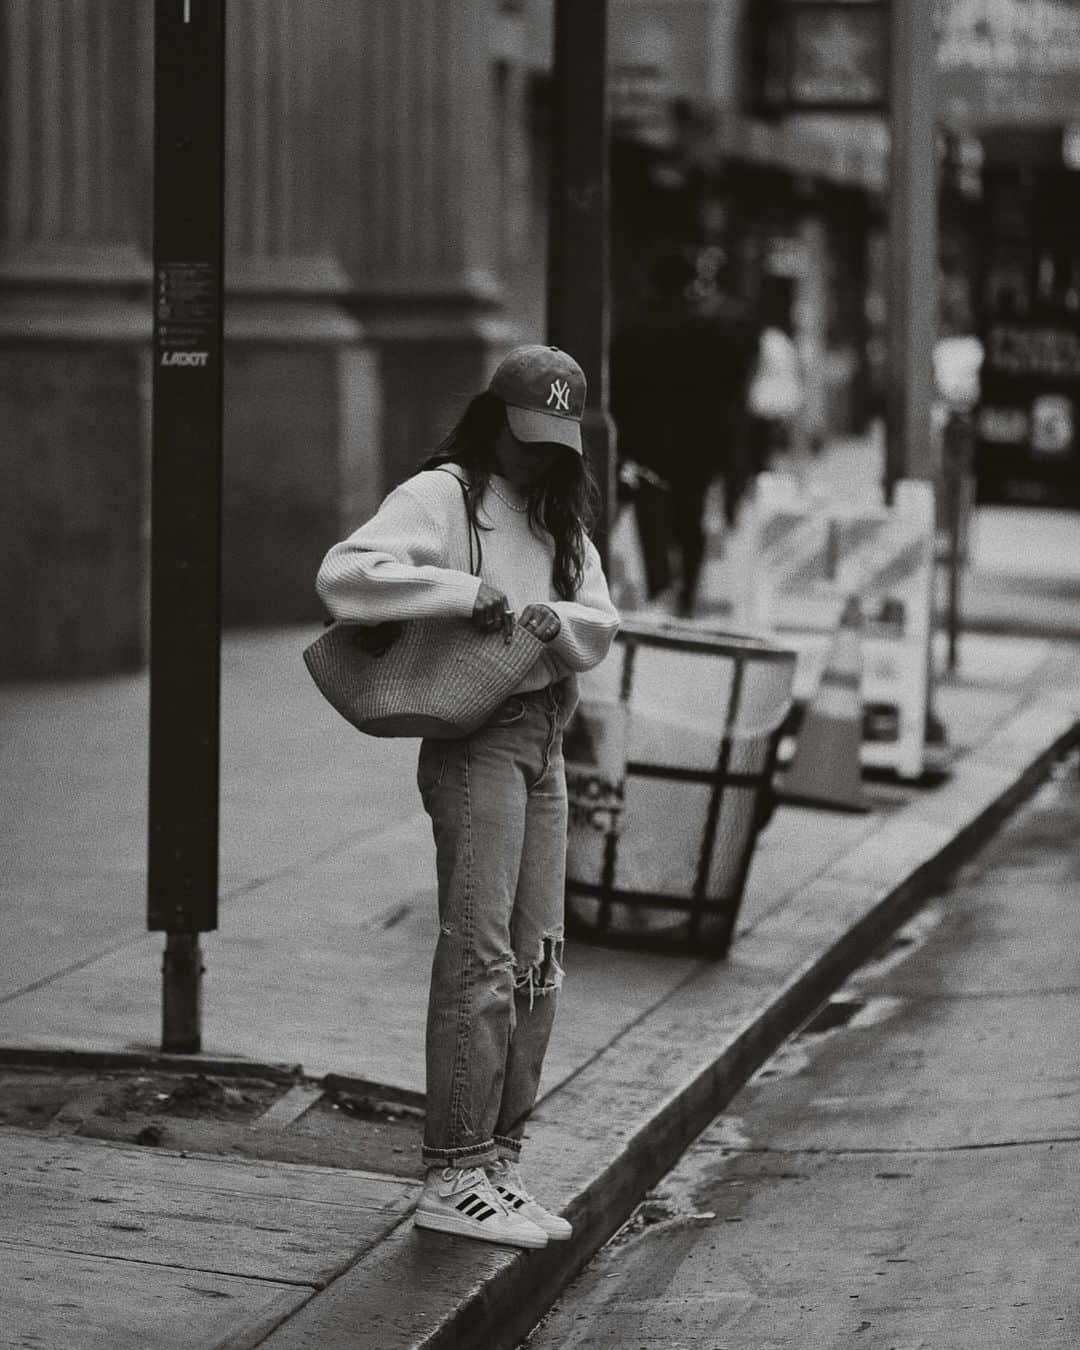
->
[416,391,599,600]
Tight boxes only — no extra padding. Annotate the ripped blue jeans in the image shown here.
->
[417,683,569,1170]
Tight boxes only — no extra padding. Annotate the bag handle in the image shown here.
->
[322,467,481,632]
[433,467,483,577]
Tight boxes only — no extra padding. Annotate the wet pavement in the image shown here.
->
[524,761,1080,1350]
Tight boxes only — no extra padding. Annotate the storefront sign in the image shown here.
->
[937,0,1080,71]
[975,150,1080,507]
[760,0,888,113]
[987,324,1080,380]
[978,319,1080,497]
[938,0,1080,124]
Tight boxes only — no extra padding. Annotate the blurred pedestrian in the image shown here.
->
[612,250,758,616]
[316,345,619,1250]
[747,280,806,473]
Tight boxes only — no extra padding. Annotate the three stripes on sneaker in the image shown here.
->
[455,1189,500,1223]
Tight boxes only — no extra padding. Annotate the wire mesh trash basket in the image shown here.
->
[565,618,796,957]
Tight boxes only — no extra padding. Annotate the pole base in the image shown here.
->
[161,932,204,1054]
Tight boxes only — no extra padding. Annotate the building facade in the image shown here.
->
[1,0,893,678]
[0,0,554,677]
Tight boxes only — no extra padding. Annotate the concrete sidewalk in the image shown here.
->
[0,628,1068,1085]
[2,616,1078,1347]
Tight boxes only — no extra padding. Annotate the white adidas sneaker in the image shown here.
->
[488,1158,573,1241]
[414,1165,549,1248]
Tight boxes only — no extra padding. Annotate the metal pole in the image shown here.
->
[943,408,972,674]
[547,0,615,566]
[946,484,962,675]
[885,0,938,496]
[886,0,949,768]
[149,0,226,1053]
[162,933,205,1053]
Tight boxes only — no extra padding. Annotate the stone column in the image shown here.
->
[329,0,521,487]
[0,0,383,671]
[0,0,153,677]
[221,0,379,623]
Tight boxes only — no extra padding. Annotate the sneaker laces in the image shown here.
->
[441,1165,514,1215]
[491,1158,535,1204]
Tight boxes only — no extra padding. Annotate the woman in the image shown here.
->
[316,345,620,1249]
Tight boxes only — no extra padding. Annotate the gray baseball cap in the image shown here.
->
[489,344,586,454]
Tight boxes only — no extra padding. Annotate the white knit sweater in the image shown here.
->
[316,466,620,697]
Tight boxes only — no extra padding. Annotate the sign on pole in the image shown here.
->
[149,0,226,1051]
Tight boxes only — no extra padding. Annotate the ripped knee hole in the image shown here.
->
[512,936,565,1006]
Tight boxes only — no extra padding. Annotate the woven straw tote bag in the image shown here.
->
[303,617,545,737]
[303,469,546,738]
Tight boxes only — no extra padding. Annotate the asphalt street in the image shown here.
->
[523,760,1080,1350]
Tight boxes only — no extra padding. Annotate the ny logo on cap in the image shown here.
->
[547,378,571,413]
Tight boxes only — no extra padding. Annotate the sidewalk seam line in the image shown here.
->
[0,1235,321,1289]
[0,929,153,1006]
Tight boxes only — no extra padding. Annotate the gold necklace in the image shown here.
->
[488,479,528,513]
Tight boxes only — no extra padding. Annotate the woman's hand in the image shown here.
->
[472,582,515,642]
[520,604,561,644]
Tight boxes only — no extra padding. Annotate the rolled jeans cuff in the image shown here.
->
[422,1138,499,1170]
[494,1133,523,1160]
